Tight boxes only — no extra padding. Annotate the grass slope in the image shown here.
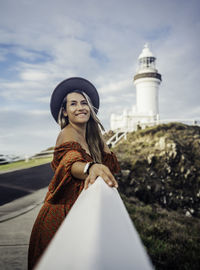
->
[122,195,200,270]
[0,157,52,173]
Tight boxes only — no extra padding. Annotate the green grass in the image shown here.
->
[121,194,200,270]
[0,157,53,173]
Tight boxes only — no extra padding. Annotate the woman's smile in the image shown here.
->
[75,112,87,116]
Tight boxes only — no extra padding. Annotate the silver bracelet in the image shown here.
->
[87,162,96,174]
[83,162,90,174]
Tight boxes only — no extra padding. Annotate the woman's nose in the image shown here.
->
[77,103,84,110]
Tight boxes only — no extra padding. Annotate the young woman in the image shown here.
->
[28,77,120,269]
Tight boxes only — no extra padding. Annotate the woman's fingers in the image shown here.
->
[112,178,118,188]
[100,168,118,188]
[84,176,90,189]
[99,172,116,187]
[84,176,117,190]
[84,174,97,189]
[84,164,118,189]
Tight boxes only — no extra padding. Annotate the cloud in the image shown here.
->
[0,108,59,155]
[0,0,200,155]
[20,70,50,81]
[99,79,131,94]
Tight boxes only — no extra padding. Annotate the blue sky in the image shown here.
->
[0,0,200,156]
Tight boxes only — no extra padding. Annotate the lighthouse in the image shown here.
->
[110,44,162,131]
[134,44,162,122]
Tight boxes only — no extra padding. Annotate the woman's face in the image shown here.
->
[64,92,90,125]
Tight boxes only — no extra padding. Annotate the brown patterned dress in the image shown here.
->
[28,141,120,270]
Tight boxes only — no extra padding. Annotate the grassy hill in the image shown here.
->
[113,122,200,270]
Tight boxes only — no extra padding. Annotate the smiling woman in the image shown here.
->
[28,77,120,270]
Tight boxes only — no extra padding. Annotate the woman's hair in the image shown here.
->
[57,90,105,163]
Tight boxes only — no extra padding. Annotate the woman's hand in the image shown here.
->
[84,163,118,190]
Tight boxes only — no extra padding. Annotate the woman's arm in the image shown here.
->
[71,161,118,189]
[71,162,87,180]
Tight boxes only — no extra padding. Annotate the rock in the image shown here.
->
[184,169,191,179]
[121,169,131,178]
[185,211,192,217]
[147,154,154,165]
[147,185,151,190]
[156,137,166,150]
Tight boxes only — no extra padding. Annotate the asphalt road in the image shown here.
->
[0,163,53,206]
[0,163,53,269]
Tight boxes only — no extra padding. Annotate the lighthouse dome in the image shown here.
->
[139,43,154,59]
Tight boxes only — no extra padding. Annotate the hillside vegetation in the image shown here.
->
[113,122,200,270]
[115,122,200,217]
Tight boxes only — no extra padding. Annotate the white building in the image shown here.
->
[110,44,162,131]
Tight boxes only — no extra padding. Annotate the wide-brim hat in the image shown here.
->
[50,77,99,122]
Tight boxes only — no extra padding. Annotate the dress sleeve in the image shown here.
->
[47,150,86,201]
[102,151,120,174]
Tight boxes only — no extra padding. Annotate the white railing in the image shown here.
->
[35,177,154,270]
[106,131,127,147]
[114,118,200,133]
[139,119,200,129]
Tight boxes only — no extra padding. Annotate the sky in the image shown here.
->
[0,0,200,157]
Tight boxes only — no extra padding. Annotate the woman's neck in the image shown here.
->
[68,123,87,140]
[67,123,91,154]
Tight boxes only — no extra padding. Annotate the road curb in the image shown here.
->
[0,187,47,223]
[0,202,42,223]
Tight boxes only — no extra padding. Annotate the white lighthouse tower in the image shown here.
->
[110,44,162,131]
[134,43,162,123]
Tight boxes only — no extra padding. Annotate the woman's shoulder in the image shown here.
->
[55,127,74,147]
[54,129,84,154]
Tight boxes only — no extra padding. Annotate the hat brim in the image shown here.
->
[50,77,99,122]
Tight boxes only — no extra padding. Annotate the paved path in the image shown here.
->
[0,188,47,270]
[0,163,53,270]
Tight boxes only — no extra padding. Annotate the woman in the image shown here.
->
[28,77,120,269]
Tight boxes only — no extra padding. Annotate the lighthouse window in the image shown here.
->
[139,57,155,69]
[139,58,146,68]
[144,59,147,68]
[150,57,154,63]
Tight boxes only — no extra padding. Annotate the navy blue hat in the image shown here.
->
[50,77,100,122]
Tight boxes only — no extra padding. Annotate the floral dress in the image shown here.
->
[28,141,120,270]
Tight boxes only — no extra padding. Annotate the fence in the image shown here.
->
[35,177,154,270]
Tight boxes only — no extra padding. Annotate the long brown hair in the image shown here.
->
[57,90,105,163]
